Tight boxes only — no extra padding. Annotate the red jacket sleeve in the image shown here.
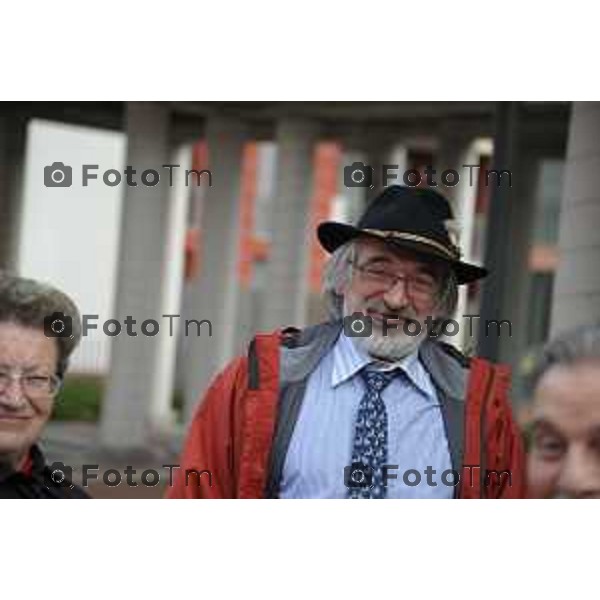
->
[483,365,527,499]
[166,357,247,499]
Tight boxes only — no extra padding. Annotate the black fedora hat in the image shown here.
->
[317,185,487,285]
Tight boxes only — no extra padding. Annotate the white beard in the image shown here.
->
[342,297,428,361]
[351,325,426,361]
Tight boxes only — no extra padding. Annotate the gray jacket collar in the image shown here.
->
[418,339,468,402]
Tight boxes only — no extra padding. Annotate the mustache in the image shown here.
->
[365,305,419,321]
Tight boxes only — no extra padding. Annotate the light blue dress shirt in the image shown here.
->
[279,332,453,498]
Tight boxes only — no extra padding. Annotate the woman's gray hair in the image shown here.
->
[321,239,459,322]
[527,324,600,395]
[0,273,82,378]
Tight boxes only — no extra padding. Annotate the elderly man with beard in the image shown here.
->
[527,325,600,499]
[169,185,525,499]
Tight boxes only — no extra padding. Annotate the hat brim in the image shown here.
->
[317,221,488,285]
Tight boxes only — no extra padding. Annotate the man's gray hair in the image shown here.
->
[321,239,459,322]
[0,273,82,378]
[527,324,600,394]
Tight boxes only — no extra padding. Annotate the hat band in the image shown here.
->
[362,228,461,260]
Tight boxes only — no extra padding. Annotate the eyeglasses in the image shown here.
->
[350,261,438,301]
[0,370,62,400]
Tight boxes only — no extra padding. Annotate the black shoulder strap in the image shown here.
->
[437,340,471,369]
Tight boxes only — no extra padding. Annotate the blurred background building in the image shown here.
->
[1,101,598,469]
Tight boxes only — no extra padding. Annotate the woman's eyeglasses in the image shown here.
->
[0,370,62,399]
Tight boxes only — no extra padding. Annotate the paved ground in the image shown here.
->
[41,422,185,499]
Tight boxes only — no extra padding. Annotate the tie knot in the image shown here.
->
[360,367,397,394]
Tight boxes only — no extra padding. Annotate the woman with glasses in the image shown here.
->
[0,274,88,498]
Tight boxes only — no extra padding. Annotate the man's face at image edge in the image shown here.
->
[527,359,600,499]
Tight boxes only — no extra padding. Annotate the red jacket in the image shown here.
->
[168,322,526,499]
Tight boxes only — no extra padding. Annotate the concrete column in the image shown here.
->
[234,142,276,351]
[477,102,521,361]
[388,144,409,187]
[436,133,469,204]
[338,149,368,223]
[149,143,191,433]
[0,112,27,272]
[477,103,542,371]
[551,102,600,334]
[182,117,246,421]
[100,102,183,451]
[364,138,394,196]
[497,151,538,366]
[260,118,318,331]
[435,133,479,350]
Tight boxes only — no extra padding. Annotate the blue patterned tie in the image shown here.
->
[348,367,397,499]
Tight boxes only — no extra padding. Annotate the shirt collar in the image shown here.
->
[331,331,371,387]
[331,332,435,399]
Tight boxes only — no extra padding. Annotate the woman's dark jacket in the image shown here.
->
[0,445,89,499]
